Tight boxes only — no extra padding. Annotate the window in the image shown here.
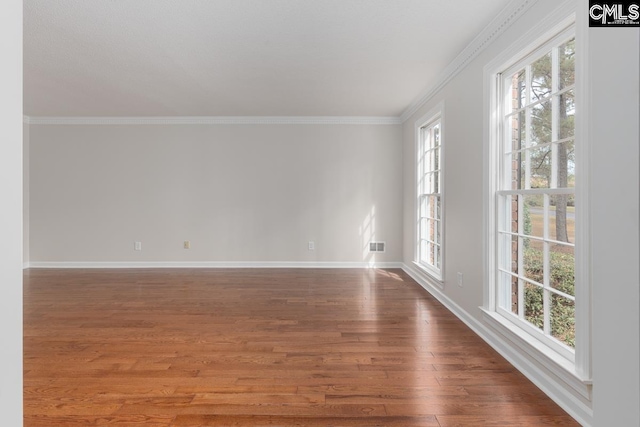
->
[416,110,443,280]
[492,25,577,361]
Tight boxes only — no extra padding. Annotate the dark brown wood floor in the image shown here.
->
[23,268,579,426]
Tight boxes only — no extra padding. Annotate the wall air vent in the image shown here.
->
[369,242,386,253]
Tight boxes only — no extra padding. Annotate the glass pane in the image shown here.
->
[510,194,519,234]
[498,272,518,315]
[558,38,576,90]
[524,283,544,331]
[434,219,441,244]
[423,128,431,151]
[498,233,518,275]
[510,152,525,190]
[523,246,543,285]
[549,194,575,243]
[550,243,575,296]
[510,110,526,152]
[428,241,435,266]
[433,124,440,147]
[530,100,552,146]
[419,240,429,264]
[511,275,519,315]
[531,52,552,101]
[510,69,526,112]
[513,235,520,274]
[554,139,575,189]
[551,293,575,348]
[522,195,543,252]
[427,149,434,175]
[435,245,441,269]
[558,89,575,140]
[419,218,429,240]
[529,145,551,188]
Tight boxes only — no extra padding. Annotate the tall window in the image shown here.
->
[495,28,576,358]
[417,115,442,279]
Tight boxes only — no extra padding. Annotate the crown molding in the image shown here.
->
[24,115,402,126]
[400,0,540,123]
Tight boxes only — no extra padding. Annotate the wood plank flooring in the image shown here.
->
[23,268,579,426]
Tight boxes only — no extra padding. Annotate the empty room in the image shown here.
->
[1,0,638,426]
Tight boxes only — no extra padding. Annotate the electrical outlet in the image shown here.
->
[184,240,190,249]
[134,241,142,251]
[308,241,315,251]
[457,272,464,287]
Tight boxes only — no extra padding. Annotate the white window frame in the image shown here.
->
[482,5,591,394]
[415,102,445,283]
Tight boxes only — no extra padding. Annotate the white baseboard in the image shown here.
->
[401,262,593,427]
[23,262,30,270]
[27,261,404,269]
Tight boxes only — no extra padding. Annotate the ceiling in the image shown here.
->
[24,0,513,117]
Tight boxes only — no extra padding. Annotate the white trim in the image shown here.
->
[401,263,593,427]
[406,261,444,290]
[400,0,539,122]
[24,116,402,126]
[27,261,403,269]
[23,115,30,124]
[23,262,30,270]
[572,0,592,381]
[414,101,446,282]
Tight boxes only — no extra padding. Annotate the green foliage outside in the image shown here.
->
[523,247,575,347]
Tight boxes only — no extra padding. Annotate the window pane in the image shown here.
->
[498,233,518,274]
[511,275,519,315]
[419,218,429,240]
[510,194,519,234]
[428,241,435,266]
[510,69,526,112]
[510,152,525,190]
[524,283,544,331]
[523,247,543,285]
[510,110,526,152]
[555,139,575,189]
[551,293,575,348]
[550,243,575,296]
[530,100,552,146]
[558,39,575,90]
[522,196,543,252]
[531,52,552,101]
[419,240,429,264]
[433,124,441,147]
[549,194,575,243]
[529,145,551,188]
[558,89,575,140]
[498,271,518,314]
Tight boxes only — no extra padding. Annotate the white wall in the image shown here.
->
[402,0,639,425]
[0,0,23,424]
[589,25,640,427]
[29,123,402,265]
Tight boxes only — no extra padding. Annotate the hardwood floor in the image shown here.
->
[23,268,579,426]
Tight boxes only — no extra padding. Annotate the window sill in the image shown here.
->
[411,261,444,289]
[480,308,592,400]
